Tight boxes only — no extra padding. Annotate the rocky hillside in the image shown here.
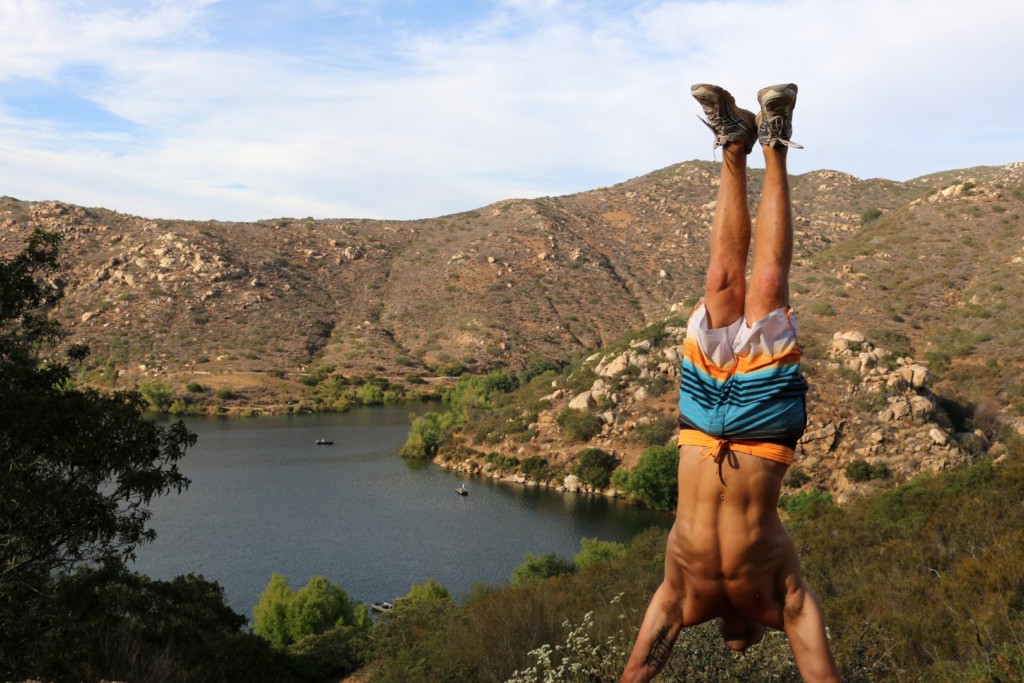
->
[2,160,1023,496]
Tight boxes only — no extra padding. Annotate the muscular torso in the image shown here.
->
[666,444,796,630]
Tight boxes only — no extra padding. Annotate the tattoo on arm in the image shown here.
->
[643,625,672,670]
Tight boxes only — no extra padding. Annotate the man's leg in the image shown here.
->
[690,84,757,329]
[746,84,799,323]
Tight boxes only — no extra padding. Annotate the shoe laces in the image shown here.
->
[696,115,753,155]
[761,110,803,149]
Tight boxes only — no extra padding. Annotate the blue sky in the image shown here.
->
[1,0,1022,221]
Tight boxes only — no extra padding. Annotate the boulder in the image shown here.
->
[662,346,682,364]
[597,352,631,377]
[880,400,912,422]
[909,395,934,418]
[568,391,595,410]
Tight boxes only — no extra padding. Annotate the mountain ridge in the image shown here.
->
[3,160,1023,499]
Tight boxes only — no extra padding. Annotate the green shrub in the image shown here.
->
[809,301,835,317]
[436,361,466,377]
[617,444,679,511]
[485,452,519,470]
[556,408,601,442]
[287,626,367,681]
[632,415,677,447]
[846,459,892,483]
[401,411,458,459]
[139,381,174,411]
[520,455,550,481]
[252,573,369,651]
[784,467,811,488]
[780,488,832,515]
[573,538,626,569]
[861,207,883,223]
[356,382,385,405]
[571,448,616,489]
[404,579,453,605]
[186,381,205,393]
[510,552,576,586]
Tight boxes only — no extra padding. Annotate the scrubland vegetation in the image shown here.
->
[355,447,1024,682]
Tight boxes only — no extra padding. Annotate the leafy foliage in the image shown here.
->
[0,231,304,681]
[404,578,453,605]
[520,455,552,481]
[2,231,194,642]
[780,488,833,515]
[252,573,369,651]
[613,444,679,511]
[511,552,577,586]
[3,564,302,683]
[400,370,522,457]
[631,414,677,447]
[861,207,883,223]
[571,448,616,489]
[556,407,601,442]
[400,410,458,458]
[845,458,891,482]
[573,538,626,569]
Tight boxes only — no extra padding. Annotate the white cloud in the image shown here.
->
[0,0,1022,221]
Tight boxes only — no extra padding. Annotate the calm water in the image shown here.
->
[133,406,670,617]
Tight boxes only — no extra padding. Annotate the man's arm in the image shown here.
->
[621,580,685,682]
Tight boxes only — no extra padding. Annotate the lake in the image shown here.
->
[133,405,670,617]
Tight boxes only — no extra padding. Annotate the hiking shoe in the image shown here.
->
[691,84,757,154]
[756,83,803,149]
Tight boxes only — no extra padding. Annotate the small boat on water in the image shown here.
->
[371,600,395,613]
[456,484,468,496]
[315,438,333,445]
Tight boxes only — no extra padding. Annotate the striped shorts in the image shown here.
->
[677,303,808,450]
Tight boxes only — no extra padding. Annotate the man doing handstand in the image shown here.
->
[621,83,839,682]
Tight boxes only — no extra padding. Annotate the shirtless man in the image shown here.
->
[621,83,839,682]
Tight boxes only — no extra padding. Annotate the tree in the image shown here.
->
[32,564,301,683]
[252,573,369,650]
[404,578,453,605]
[573,537,626,569]
[139,380,175,411]
[571,448,617,489]
[617,444,679,511]
[510,552,576,586]
[400,410,458,458]
[1,230,197,675]
[252,572,295,649]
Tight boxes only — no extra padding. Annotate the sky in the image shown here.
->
[1,0,1022,222]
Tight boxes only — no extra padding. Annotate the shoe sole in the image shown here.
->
[691,83,756,132]
[757,83,798,109]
